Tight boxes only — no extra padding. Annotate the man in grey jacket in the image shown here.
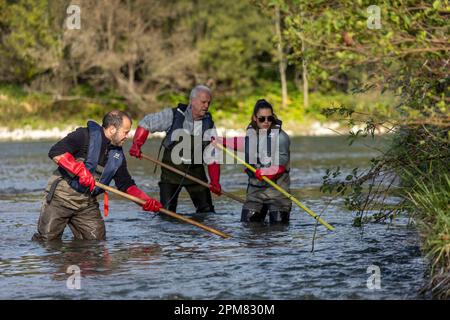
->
[129,85,221,213]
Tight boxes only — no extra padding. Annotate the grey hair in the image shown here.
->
[189,85,212,101]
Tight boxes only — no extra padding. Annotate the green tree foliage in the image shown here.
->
[0,0,62,82]
[0,0,278,110]
[189,0,273,95]
[284,0,449,93]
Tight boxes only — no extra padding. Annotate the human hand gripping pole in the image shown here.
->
[129,126,149,159]
[94,181,231,239]
[57,152,95,191]
[255,165,286,181]
[213,142,335,231]
[126,185,162,212]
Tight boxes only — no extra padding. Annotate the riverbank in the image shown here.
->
[0,121,391,141]
[0,83,396,141]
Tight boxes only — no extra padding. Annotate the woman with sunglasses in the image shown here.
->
[217,99,292,223]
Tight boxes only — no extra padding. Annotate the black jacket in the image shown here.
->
[48,127,135,192]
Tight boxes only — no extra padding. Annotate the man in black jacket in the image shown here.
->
[32,110,161,241]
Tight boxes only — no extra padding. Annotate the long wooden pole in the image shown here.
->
[141,153,245,204]
[214,143,335,231]
[95,182,231,239]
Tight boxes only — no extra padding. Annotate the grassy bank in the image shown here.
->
[0,82,397,133]
[0,84,128,129]
[397,125,449,299]
[407,173,450,299]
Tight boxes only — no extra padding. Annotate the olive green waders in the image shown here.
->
[241,173,292,223]
[32,174,106,241]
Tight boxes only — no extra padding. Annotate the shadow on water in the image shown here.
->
[157,211,210,223]
[43,241,160,278]
[242,222,290,237]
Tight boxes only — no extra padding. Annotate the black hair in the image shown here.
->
[102,110,132,129]
[249,99,279,130]
[252,99,274,116]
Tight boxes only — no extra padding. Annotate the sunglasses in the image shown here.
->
[257,115,275,123]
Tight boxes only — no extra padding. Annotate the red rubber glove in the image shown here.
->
[217,136,245,151]
[207,162,221,195]
[126,185,161,212]
[255,165,286,181]
[57,152,95,191]
[129,126,149,159]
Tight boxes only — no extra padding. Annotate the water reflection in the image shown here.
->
[2,240,162,280]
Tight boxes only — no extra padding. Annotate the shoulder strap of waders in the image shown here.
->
[153,107,180,174]
[153,141,164,174]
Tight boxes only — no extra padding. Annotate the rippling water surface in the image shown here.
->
[0,137,427,299]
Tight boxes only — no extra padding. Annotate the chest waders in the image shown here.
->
[241,121,291,224]
[34,121,124,241]
[157,104,216,213]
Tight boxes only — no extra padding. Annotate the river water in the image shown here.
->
[0,136,427,299]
